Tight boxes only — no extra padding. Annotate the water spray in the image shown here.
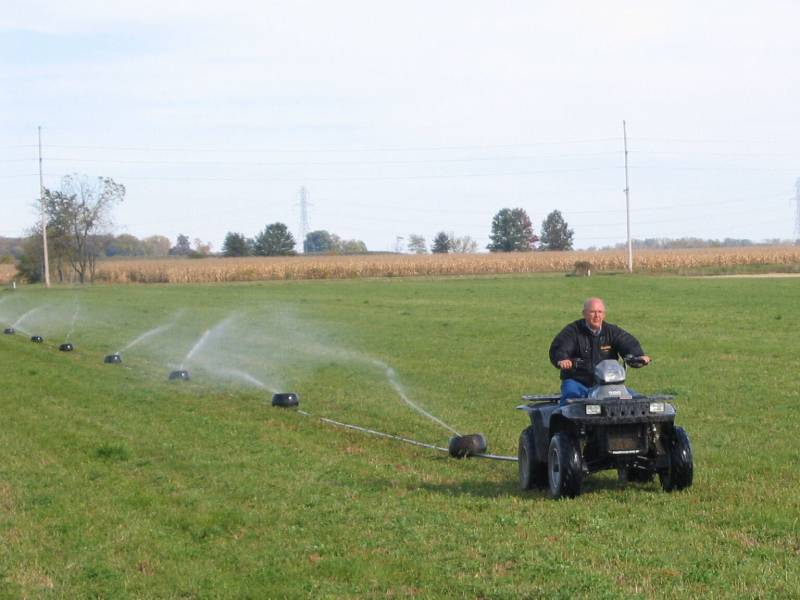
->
[370,358,462,436]
[13,306,45,329]
[106,318,178,365]
[167,328,211,380]
[211,366,271,390]
[181,329,211,368]
[60,299,80,352]
[365,358,490,456]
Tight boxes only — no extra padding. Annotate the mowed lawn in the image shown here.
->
[0,275,798,597]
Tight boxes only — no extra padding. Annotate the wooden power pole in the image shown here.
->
[39,126,51,288]
[623,121,633,273]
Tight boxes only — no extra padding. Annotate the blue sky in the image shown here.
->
[2,1,799,251]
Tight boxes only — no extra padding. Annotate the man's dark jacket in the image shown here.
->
[549,319,645,387]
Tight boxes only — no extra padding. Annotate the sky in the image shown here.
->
[2,0,799,252]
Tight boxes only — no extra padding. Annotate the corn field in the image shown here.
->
[87,246,800,284]
[2,247,798,285]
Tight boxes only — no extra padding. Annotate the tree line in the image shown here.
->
[12,172,578,283]
[404,208,574,254]
[219,227,368,257]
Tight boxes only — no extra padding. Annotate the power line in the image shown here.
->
[27,166,616,184]
[35,138,622,154]
[35,151,620,167]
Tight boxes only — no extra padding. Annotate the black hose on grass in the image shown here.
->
[294,409,517,463]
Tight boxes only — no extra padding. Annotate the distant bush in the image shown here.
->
[574,261,592,276]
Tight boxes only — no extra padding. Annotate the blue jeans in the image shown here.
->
[560,379,589,406]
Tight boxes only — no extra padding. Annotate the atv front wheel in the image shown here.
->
[659,426,693,492]
[547,433,583,499]
[518,427,547,490]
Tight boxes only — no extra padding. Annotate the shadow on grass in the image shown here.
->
[413,473,664,500]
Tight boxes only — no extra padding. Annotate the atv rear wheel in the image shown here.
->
[659,426,693,492]
[518,426,547,490]
[547,432,583,499]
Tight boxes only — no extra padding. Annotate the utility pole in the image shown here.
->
[623,120,633,273]
[38,126,51,288]
[297,186,311,252]
[794,178,800,245]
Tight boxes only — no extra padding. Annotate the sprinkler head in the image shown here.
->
[271,392,299,408]
[30,335,43,343]
[59,343,74,352]
[3,327,14,335]
[169,369,190,381]
[104,353,122,364]
[448,433,488,458]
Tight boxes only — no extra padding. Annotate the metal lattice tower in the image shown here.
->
[297,186,311,251]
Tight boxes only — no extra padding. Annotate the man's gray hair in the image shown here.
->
[583,297,605,312]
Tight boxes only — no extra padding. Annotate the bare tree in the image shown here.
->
[45,174,125,283]
[450,235,478,253]
[407,234,427,254]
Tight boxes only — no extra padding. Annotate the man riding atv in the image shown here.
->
[550,297,651,404]
[516,297,692,498]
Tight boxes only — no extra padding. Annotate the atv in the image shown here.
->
[517,356,693,499]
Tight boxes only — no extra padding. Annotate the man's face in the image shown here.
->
[583,301,605,330]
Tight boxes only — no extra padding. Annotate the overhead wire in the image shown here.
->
[2,134,796,242]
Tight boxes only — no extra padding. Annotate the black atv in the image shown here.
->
[517,357,693,499]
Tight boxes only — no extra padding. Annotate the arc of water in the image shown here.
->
[213,367,270,390]
[180,329,211,369]
[118,322,174,354]
[12,305,47,331]
[371,359,461,436]
[64,300,80,342]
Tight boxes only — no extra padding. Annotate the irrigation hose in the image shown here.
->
[295,409,518,462]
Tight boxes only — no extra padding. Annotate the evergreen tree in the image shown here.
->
[487,208,537,252]
[304,230,335,253]
[431,231,452,253]
[253,223,296,256]
[222,232,252,257]
[539,210,574,251]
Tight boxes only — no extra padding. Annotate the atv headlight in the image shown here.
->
[585,404,602,416]
[649,402,665,413]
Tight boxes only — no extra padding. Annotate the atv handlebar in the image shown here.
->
[624,355,650,368]
[558,355,650,370]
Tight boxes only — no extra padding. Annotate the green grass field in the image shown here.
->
[1,275,798,598]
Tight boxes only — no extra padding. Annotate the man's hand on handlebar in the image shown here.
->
[625,355,652,368]
[557,358,573,370]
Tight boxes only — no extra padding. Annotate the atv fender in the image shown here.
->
[517,402,560,464]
